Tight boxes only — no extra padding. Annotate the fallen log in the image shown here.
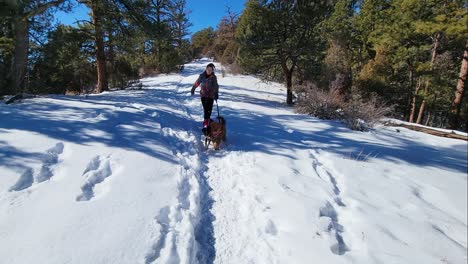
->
[5,93,37,104]
[384,122,468,141]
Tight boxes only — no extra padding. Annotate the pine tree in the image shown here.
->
[2,0,69,94]
[168,0,192,61]
[30,25,94,94]
[191,27,215,58]
[0,6,15,95]
[322,0,357,96]
[415,1,466,125]
[237,0,334,105]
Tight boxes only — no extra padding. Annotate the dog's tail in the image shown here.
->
[216,116,226,126]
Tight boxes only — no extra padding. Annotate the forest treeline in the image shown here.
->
[1,0,467,130]
[1,0,193,95]
[196,0,467,131]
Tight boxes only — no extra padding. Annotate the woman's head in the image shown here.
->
[206,63,215,75]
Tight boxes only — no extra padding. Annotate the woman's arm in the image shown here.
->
[191,75,202,95]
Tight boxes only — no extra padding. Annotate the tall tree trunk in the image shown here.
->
[424,111,431,126]
[280,56,296,105]
[448,41,468,129]
[91,1,108,93]
[155,1,163,72]
[404,67,414,121]
[9,0,65,94]
[409,78,421,123]
[417,33,440,124]
[281,62,294,105]
[12,15,28,94]
[141,42,146,65]
[108,31,115,86]
[416,99,426,124]
[286,72,293,105]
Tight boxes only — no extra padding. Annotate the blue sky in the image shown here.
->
[54,0,247,37]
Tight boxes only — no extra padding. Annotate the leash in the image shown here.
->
[216,99,220,119]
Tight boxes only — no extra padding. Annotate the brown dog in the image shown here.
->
[205,117,226,150]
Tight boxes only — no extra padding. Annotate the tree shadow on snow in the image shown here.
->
[215,85,468,174]
[0,86,201,170]
[1,78,466,178]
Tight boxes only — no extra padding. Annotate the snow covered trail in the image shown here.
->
[182,60,467,264]
[0,58,466,264]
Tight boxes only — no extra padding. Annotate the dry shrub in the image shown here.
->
[342,92,392,131]
[220,63,242,76]
[295,82,344,120]
[227,63,242,75]
[295,83,391,131]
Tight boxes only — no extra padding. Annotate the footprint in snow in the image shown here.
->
[36,142,64,183]
[145,206,171,264]
[319,202,349,255]
[76,155,113,201]
[9,142,64,191]
[9,168,34,192]
[265,219,278,236]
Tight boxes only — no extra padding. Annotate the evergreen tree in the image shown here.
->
[236,0,334,105]
[191,27,215,58]
[168,0,192,62]
[0,6,14,95]
[322,0,357,96]
[1,0,70,94]
[30,25,94,94]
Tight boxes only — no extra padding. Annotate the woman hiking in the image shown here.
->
[191,63,219,135]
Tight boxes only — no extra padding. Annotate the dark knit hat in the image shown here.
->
[206,63,215,69]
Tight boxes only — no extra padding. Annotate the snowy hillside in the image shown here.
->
[0,59,466,264]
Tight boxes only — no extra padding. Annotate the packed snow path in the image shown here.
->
[0,59,466,264]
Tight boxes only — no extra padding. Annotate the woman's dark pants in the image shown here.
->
[201,97,214,120]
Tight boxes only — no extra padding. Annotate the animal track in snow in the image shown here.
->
[145,206,171,264]
[310,150,350,255]
[36,143,64,182]
[265,219,278,236]
[76,155,113,201]
[319,202,349,255]
[309,150,346,207]
[9,168,34,192]
[431,224,466,251]
[9,142,64,191]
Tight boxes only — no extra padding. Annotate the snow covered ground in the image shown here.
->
[0,59,466,264]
